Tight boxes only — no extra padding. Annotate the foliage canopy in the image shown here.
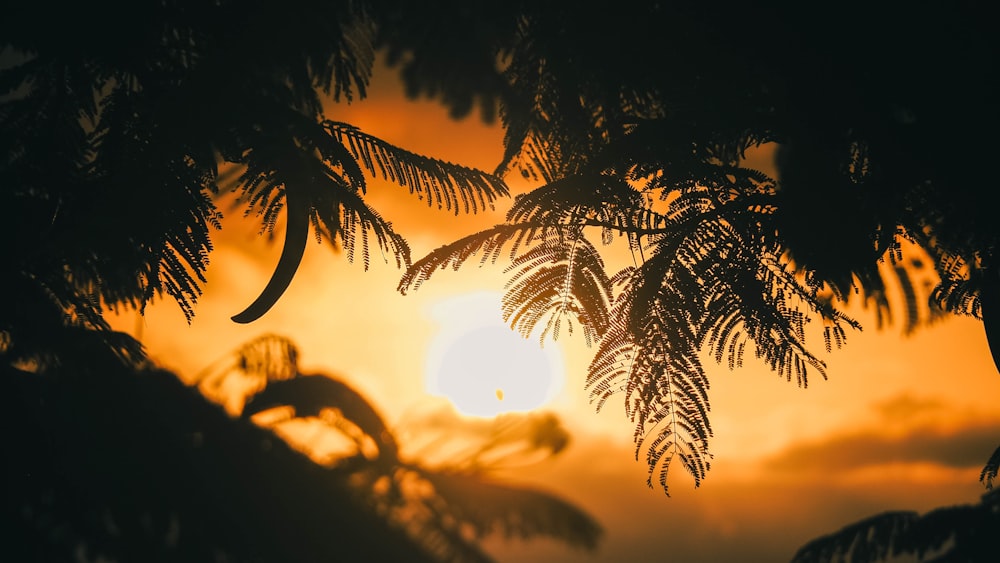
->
[3,1,999,500]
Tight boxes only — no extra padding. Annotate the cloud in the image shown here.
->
[874,393,945,420]
[764,421,1000,473]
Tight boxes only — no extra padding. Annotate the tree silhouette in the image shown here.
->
[397,3,1000,493]
[4,348,438,562]
[4,0,999,501]
[6,329,599,562]
[1,1,507,367]
[201,334,602,562]
[792,490,1000,562]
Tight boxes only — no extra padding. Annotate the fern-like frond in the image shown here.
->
[309,171,412,270]
[652,190,853,387]
[506,173,645,229]
[502,228,612,346]
[398,223,550,294]
[586,281,712,495]
[581,186,863,494]
[323,120,509,214]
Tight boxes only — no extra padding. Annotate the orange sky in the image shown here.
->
[109,62,1000,561]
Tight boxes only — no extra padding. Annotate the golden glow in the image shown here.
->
[102,59,1000,561]
[424,292,564,417]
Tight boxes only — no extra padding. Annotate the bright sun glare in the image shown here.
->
[425,292,564,417]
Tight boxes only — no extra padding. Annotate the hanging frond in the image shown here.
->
[230,117,516,323]
[67,84,224,323]
[399,223,551,294]
[400,171,861,494]
[586,279,712,495]
[502,228,612,346]
[577,184,863,493]
[323,120,509,214]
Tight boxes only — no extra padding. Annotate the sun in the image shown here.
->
[425,292,564,417]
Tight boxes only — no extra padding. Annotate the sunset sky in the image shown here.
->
[109,61,1000,562]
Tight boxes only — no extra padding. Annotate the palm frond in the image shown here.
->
[199,335,601,560]
[66,84,223,323]
[231,117,514,322]
[385,491,494,563]
[403,176,862,494]
[402,409,572,472]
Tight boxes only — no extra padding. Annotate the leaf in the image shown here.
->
[398,223,547,294]
[323,120,509,214]
[502,228,612,346]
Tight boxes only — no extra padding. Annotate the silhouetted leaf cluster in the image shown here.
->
[5,0,1000,500]
[792,490,1000,562]
[4,352,435,562]
[396,2,1000,493]
[208,334,602,562]
[1,1,509,346]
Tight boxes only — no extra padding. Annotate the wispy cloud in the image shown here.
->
[764,421,1000,473]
